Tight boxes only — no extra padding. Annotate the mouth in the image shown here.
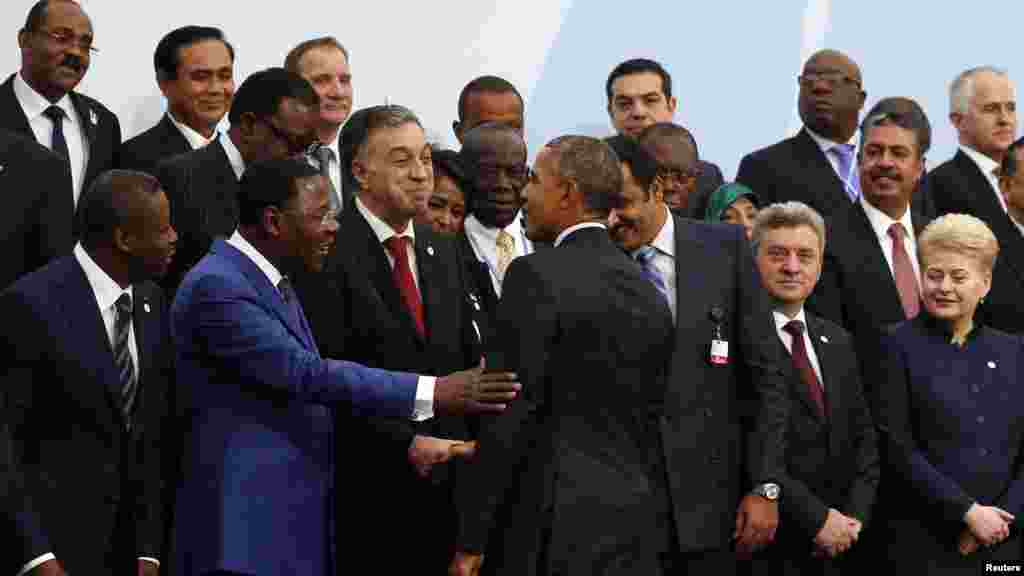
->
[318,244,331,256]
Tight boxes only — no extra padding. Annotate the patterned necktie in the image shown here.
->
[782,320,827,419]
[633,245,670,305]
[831,144,860,202]
[43,105,70,163]
[384,236,425,338]
[113,293,137,429]
[495,229,515,281]
[887,223,921,319]
[316,146,342,212]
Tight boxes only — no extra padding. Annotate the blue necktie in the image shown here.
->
[633,245,670,304]
[831,144,860,202]
[43,105,69,163]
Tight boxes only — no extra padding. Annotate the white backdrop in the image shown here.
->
[1,0,1021,177]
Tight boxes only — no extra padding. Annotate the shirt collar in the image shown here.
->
[220,133,246,180]
[167,112,217,150]
[14,70,76,125]
[354,196,415,244]
[73,243,133,312]
[860,194,915,244]
[805,125,856,154]
[464,211,524,244]
[1012,214,1024,237]
[554,222,607,247]
[649,204,676,258]
[227,230,283,288]
[773,307,808,333]
[959,144,1002,179]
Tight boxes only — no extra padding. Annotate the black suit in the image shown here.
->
[297,206,479,574]
[0,129,72,290]
[457,225,675,575]
[736,128,933,221]
[927,150,1024,333]
[0,255,171,574]
[0,74,121,230]
[656,215,787,572]
[153,137,239,294]
[758,313,879,575]
[119,114,192,177]
[455,230,498,360]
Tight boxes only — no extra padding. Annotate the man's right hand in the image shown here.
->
[448,551,483,576]
[408,436,477,478]
[964,503,1014,546]
[434,361,520,416]
[813,509,856,558]
[31,559,65,576]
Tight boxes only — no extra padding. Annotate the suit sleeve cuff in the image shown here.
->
[412,376,435,421]
[139,557,160,566]
[19,553,56,576]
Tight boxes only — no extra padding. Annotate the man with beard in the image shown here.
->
[1,170,177,576]
[120,26,235,176]
[0,0,121,242]
[285,37,353,210]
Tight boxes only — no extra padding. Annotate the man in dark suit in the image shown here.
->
[450,135,675,576]
[605,58,726,203]
[636,121,706,216]
[929,67,1022,333]
[0,170,177,576]
[751,201,880,574]
[297,105,481,574]
[154,67,319,294]
[120,26,235,176]
[1,0,120,225]
[0,128,71,289]
[988,137,1024,333]
[807,98,932,389]
[170,157,519,576]
[602,134,788,573]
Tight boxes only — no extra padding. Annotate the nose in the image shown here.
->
[781,252,801,273]
[169,226,179,245]
[608,210,621,228]
[410,158,429,182]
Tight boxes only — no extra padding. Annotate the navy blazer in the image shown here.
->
[875,314,1024,568]
[170,239,421,576]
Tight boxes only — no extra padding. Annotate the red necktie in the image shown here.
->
[887,223,921,319]
[384,236,425,338]
[783,320,827,419]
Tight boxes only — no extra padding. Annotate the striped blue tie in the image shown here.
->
[114,293,136,429]
[633,245,669,304]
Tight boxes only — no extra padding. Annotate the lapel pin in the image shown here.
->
[820,335,829,344]
[0,164,4,173]
[143,301,150,313]
[988,361,997,369]
[426,245,434,256]
[89,109,98,126]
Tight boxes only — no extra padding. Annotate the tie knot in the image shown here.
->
[887,222,907,240]
[316,145,334,165]
[43,105,65,122]
[833,143,854,159]
[633,245,657,264]
[496,230,514,250]
[783,319,805,337]
[385,235,411,257]
[115,292,133,316]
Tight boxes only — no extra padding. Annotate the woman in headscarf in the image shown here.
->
[705,182,759,241]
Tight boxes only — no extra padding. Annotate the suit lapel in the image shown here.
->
[0,75,35,139]
[953,152,1024,284]
[672,216,707,341]
[794,129,851,208]
[131,285,157,437]
[414,225,439,344]
[850,203,907,320]
[158,113,192,155]
[804,316,833,424]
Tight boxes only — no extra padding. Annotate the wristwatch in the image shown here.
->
[752,482,781,501]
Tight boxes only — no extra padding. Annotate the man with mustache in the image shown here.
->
[285,37,353,211]
[1,170,178,576]
[605,58,724,207]
[120,26,235,177]
[929,67,1023,334]
[0,0,120,245]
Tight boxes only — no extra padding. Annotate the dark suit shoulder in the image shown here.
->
[0,128,52,160]
[740,134,802,164]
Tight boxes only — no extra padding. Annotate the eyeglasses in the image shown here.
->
[280,207,339,228]
[798,70,860,88]
[657,166,701,186]
[34,28,98,54]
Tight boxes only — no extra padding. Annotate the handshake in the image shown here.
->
[812,508,862,559]
[411,360,520,478]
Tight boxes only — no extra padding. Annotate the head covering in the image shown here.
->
[705,182,759,223]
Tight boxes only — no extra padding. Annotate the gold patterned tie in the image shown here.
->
[496,230,515,280]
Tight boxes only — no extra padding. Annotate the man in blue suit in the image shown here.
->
[170,157,519,576]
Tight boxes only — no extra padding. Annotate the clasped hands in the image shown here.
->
[811,508,862,559]
[958,503,1015,556]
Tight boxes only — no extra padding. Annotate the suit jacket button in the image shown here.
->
[980,448,989,457]
[977,416,985,424]
[971,385,981,394]
[704,408,713,418]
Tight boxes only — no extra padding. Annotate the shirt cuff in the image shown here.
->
[412,376,436,421]
[139,557,160,566]
[19,553,56,576]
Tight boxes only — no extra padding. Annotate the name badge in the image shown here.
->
[710,339,730,365]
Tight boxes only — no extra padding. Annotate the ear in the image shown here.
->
[351,155,369,190]
[949,112,963,131]
[263,206,286,239]
[452,120,463,144]
[980,270,993,300]
[650,179,664,203]
[857,89,867,109]
[560,178,576,209]
[667,95,678,115]
[17,29,28,50]
[238,112,258,138]
[113,226,133,255]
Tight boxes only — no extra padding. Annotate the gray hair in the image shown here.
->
[751,201,826,255]
[339,104,423,191]
[950,66,1009,115]
[545,135,624,217]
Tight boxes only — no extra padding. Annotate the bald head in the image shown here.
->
[799,49,866,141]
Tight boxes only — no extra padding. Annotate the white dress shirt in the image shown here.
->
[167,112,217,150]
[860,195,922,291]
[773,308,824,386]
[219,133,246,180]
[354,197,420,291]
[806,126,858,188]
[20,246,158,575]
[629,205,678,322]
[959,144,1008,213]
[463,211,533,297]
[226,230,435,421]
[323,130,343,203]
[14,71,88,206]
[553,221,608,247]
